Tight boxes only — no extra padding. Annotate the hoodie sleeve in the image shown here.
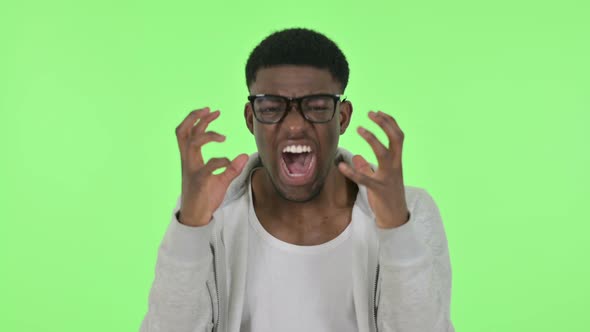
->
[139,196,216,332]
[375,188,454,332]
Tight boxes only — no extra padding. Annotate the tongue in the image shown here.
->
[284,152,310,174]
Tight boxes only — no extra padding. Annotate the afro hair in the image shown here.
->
[245,28,350,92]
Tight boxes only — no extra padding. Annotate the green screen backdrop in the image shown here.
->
[1,1,588,331]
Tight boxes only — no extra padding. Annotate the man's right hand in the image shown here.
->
[175,107,249,227]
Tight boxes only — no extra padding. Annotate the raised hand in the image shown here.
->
[176,107,249,227]
[338,111,410,229]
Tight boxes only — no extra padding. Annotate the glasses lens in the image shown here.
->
[302,96,336,122]
[254,96,286,123]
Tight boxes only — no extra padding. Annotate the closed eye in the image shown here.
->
[259,107,282,112]
[307,106,330,111]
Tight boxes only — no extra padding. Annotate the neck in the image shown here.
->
[251,162,358,225]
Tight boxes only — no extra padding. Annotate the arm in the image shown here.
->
[140,201,216,332]
[139,107,247,331]
[376,188,454,332]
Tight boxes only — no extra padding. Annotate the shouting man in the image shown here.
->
[140,28,454,332]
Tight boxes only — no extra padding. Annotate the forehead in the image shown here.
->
[249,65,341,96]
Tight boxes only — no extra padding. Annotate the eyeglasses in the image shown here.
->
[247,93,345,124]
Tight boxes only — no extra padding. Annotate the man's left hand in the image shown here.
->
[338,110,410,229]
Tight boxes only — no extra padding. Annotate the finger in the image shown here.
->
[351,154,373,176]
[378,110,402,130]
[378,111,405,168]
[189,111,220,149]
[217,153,249,186]
[191,110,221,136]
[338,161,381,188]
[188,131,226,148]
[176,107,211,152]
[357,126,392,168]
[372,111,404,149]
[202,157,231,174]
[186,131,226,169]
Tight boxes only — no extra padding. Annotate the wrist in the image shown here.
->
[177,210,210,227]
[376,211,411,229]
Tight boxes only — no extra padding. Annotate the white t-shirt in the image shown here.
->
[240,170,358,332]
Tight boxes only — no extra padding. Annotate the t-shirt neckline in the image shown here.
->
[247,167,354,254]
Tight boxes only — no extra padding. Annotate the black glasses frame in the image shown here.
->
[247,93,346,124]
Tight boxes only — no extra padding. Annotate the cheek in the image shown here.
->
[254,130,266,153]
[323,124,341,148]
[317,125,341,169]
[254,127,275,163]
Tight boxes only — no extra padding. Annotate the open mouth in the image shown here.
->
[279,145,317,185]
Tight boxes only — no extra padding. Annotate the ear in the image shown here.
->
[338,100,353,135]
[244,102,254,135]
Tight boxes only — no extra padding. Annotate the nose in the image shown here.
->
[281,101,307,131]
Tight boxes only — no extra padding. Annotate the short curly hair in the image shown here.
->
[245,28,350,92]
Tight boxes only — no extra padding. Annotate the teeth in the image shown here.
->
[282,145,312,153]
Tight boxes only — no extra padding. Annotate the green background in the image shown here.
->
[1,0,588,331]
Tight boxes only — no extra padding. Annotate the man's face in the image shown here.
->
[245,65,352,202]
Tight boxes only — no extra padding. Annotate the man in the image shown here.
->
[140,28,454,332]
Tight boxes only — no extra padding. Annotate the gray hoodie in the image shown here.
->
[140,147,454,332]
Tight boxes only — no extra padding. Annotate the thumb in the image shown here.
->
[352,154,373,176]
[218,153,249,185]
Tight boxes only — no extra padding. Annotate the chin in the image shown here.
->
[278,186,322,203]
[272,173,325,203]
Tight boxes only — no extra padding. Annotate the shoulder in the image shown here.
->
[405,185,440,215]
[404,185,449,256]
